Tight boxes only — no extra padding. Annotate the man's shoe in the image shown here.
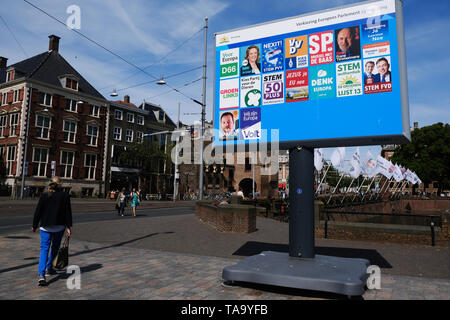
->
[38,274,47,286]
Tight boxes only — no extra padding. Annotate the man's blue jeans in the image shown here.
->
[38,229,64,276]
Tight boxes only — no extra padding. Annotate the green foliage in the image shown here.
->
[391,122,450,191]
[119,141,169,174]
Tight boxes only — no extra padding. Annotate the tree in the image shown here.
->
[119,140,174,191]
[390,122,450,193]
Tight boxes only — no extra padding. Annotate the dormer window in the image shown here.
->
[65,78,78,90]
[59,75,79,91]
[6,70,14,82]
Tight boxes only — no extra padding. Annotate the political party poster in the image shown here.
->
[240,75,262,107]
[309,64,335,100]
[285,35,308,70]
[240,44,262,76]
[240,107,261,140]
[309,30,334,66]
[262,40,284,73]
[361,21,390,58]
[285,69,308,102]
[263,72,284,105]
[219,109,239,141]
[220,48,239,79]
[336,60,362,97]
[364,56,392,94]
[219,78,239,109]
[335,26,361,62]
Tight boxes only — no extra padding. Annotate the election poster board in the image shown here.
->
[213,0,410,148]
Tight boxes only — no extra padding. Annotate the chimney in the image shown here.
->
[48,35,60,52]
[124,95,130,103]
[0,57,7,69]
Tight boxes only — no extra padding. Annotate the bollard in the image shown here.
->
[324,212,328,239]
[430,220,435,247]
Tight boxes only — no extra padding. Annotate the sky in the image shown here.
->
[1,0,449,169]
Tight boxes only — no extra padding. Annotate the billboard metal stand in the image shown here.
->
[222,146,370,297]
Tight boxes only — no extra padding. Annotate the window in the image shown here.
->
[113,127,122,140]
[114,110,123,120]
[136,115,144,125]
[32,148,48,177]
[245,157,251,171]
[6,70,14,82]
[127,113,134,123]
[87,124,98,146]
[13,90,20,103]
[63,120,76,143]
[89,105,99,117]
[1,93,7,105]
[61,151,74,178]
[9,113,19,136]
[65,78,78,91]
[126,129,133,142]
[39,92,52,106]
[85,154,97,180]
[0,115,7,137]
[7,146,16,176]
[65,99,77,112]
[136,131,143,143]
[158,111,165,121]
[160,133,166,150]
[36,114,51,139]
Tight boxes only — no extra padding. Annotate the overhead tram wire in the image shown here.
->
[98,27,204,91]
[0,14,28,58]
[145,77,202,100]
[24,0,205,106]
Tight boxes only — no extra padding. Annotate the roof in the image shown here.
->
[0,51,105,100]
[139,101,176,128]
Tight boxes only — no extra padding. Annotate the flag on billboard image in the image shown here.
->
[349,147,361,179]
[331,147,346,168]
[263,72,284,105]
[310,64,335,100]
[309,30,334,65]
[286,69,308,102]
[336,60,363,97]
[393,164,404,182]
[361,20,390,58]
[219,78,239,109]
[220,48,239,79]
[240,44,262,76]
[364,56,393,94]
[363,150,379,177]
[314,148,323,171]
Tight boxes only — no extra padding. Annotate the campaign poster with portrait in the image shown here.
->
[334,26,361,62]
[285,69,308,102]
[240,107,261,140]
[309,30,334,66]
[361,21,390,58]
[285,35,308,70]
[309,64,335,100]
[240,75,261,107]
[364,56,392,94]
[219,78,239,109]
[240,44,262,76]
[263,72,284,105]
[262,40,284,73]
[219,109,239,141]
[336,60,362,97]
[220,48,239,79]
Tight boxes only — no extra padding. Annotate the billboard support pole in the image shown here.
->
[289,146,315,258]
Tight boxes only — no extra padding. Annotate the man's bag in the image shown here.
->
[53,234,70,270]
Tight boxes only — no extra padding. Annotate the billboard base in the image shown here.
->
[222,251,370,297]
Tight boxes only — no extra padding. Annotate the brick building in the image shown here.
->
[0,35,108,197]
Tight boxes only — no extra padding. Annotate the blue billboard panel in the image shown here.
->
[214,0,410,148]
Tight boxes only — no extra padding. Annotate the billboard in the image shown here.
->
[213,0,410,149]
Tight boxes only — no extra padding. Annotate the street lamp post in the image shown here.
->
[20,85,33,199]
[198,16,208,200]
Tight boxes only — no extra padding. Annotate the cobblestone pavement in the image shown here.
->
[1,232,449,300]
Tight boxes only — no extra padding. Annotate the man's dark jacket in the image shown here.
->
[33,191,73,229]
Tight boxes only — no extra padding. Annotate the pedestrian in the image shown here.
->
[116,187,127,216]
[32,176,72,286]
[130,188,140,217]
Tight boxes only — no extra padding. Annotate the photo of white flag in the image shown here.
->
[331,147,346,168]
[349,147,361,179]
[314,148,323,171]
